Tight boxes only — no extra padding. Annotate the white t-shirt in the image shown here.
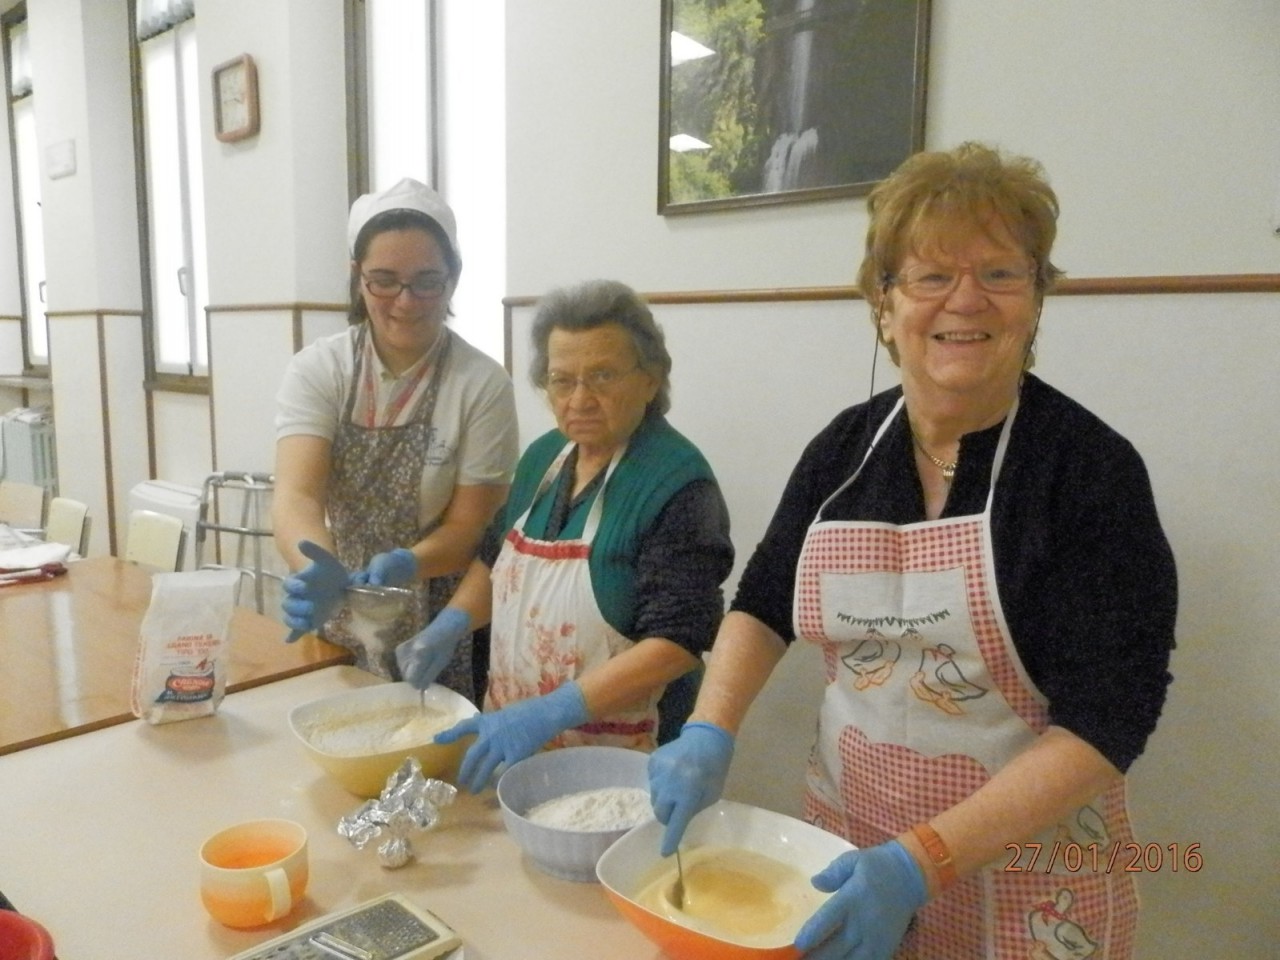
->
[275,325,519,528]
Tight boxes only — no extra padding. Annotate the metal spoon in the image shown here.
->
[670,846,686,910]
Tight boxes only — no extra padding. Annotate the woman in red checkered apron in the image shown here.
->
[649,143,1176,959]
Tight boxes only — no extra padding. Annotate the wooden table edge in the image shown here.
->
[0,653,355,757]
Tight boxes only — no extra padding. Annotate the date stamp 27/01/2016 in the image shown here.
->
[1003,841,1202,875]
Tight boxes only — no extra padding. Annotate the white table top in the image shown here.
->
[0,665,662,960]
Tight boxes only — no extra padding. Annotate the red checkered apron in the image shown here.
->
[795,397,1137,959]
[486,442,658,750]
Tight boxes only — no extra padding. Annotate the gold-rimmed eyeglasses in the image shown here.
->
[362,273,449,300]
[890,259,1036,301]
[544,366,640,400]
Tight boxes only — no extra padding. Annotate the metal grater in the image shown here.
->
[227,894,461,960]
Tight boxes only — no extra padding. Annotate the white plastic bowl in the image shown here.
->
[289,681,478,797]
[496,745,652,882]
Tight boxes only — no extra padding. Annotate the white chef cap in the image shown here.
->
[346,177,460,264]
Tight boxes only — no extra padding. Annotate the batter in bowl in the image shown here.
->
[634,846,829,947]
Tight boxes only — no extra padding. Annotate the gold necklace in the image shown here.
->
[912,434,957,482]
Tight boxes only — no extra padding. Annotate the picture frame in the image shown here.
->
[658,0,931,215]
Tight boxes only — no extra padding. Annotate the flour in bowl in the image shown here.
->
[525,786,651,832]
[301,703,459,756]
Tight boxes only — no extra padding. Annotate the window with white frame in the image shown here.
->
[349,0,507,364]
[136,0,208,377]
[4,11,49,371]
[366,0,434,190]
[349,0,436,196]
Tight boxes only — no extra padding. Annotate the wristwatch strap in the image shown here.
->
[911,821,958,890]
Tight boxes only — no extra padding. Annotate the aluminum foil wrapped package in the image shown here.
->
[337,757,457,868]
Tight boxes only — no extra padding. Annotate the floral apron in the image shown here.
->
[486,442,658,750]
[326,325,472,698]
[796,396,1138,960]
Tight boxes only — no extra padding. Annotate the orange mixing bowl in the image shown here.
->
[596,800,854,960]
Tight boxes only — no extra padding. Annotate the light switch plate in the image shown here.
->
[46,139,76,179]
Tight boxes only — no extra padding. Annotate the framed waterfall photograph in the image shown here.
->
[658,0,931,215]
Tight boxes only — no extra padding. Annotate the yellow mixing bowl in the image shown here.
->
[289,680,478,797]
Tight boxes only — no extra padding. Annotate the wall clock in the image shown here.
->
[212,54,260,143]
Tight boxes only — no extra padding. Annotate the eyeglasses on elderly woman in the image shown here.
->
[544,366,641,400]
[890,258,1036,301]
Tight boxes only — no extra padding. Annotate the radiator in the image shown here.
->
[128,480,202,572]
[0,407,57,494]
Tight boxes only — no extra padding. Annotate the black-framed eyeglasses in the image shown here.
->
[544,366,641,399]
[890,259,1036,300]
[362,273,449,300]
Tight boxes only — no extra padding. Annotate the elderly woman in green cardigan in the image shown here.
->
[396,279,734,792]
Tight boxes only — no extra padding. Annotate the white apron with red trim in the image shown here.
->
[795,396,1138,960]
[486,442,658,750]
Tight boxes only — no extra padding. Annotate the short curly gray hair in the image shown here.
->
[529,280,672,417]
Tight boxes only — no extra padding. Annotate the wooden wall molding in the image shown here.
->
[45,309,144,318]
[503,273,1280,311]
[204,302,347,355]
[501,272,1279,372]
[205,302,346,313]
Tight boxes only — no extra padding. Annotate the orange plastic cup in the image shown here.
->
[199,819,309,928]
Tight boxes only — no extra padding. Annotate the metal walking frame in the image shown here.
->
[193,471,280,614]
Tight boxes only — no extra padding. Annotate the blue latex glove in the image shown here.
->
[281,540,351,643]
[794,840,927,960]
[395,607,471,689]
[435,682,590,793]
[648,721,735,857]
[350,547,418,587]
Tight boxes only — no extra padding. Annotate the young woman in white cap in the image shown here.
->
[272,178,519,698]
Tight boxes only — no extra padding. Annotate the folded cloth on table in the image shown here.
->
[0,542,72,585]
[0,523,40,550]
[0,562,66,586]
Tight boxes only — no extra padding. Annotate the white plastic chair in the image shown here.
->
[0,480,47,531]
[124,509,186,572]
[45,497,90,556]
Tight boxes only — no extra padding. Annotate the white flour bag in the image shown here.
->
[130,568,242,725]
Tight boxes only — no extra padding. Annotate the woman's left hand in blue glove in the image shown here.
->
[349,547,417,587]
[794,839,927,960]
[434,682,590,793]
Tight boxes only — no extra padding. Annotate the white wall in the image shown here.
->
[508,0,1280,294]
[438,2,507,363]
[196,0,349,485]
[27,0,140,313]
[199,0,348,307]
[505,2,1280,957]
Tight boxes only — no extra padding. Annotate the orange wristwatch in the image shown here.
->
[911,821,957,890]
